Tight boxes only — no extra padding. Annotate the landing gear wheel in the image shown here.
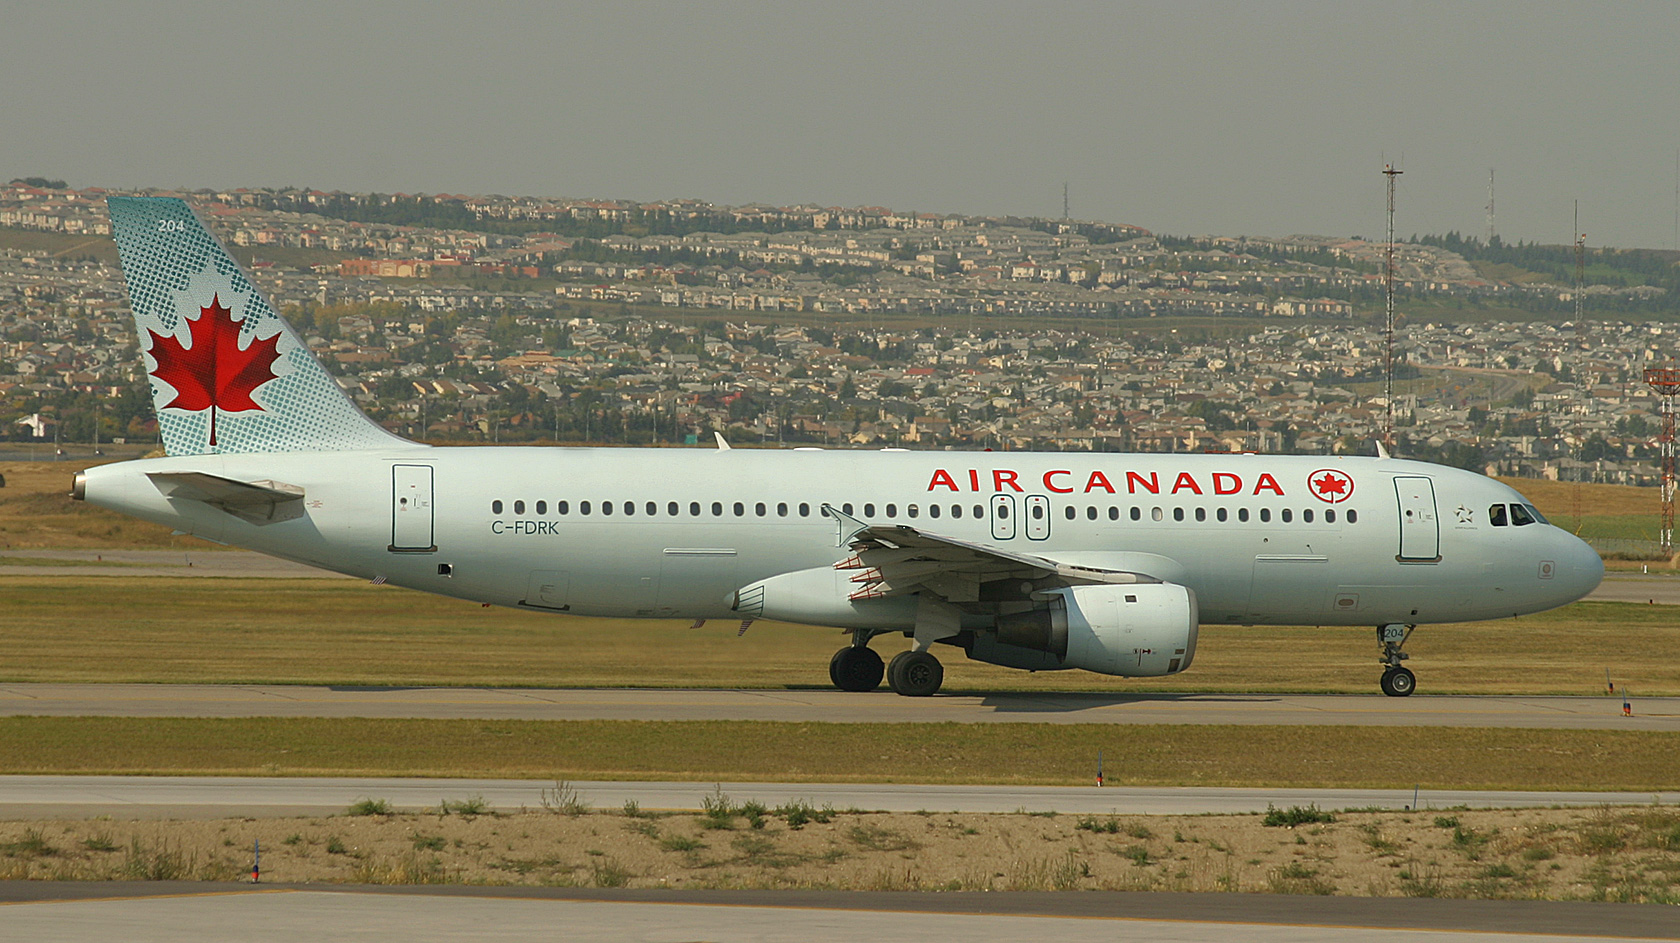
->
[887,650,944,697]
[829,646,884,692]
[1380,667,1416,698]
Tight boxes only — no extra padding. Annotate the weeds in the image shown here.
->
[1,829,55,858]
[1266,862,1335,895]
[846,824,917,852]
[1263,805,1336,827]
[538,781,589,816]
[1076,816,1121,834]
[347,797,393,816]
[775,800,833,830]
[81,833,118,853]
[411,834,447,852]
[437,796,489,817]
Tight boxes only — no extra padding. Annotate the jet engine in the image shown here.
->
[970,583,1198,677]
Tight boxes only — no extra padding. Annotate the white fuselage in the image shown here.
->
[80,445,1604,629]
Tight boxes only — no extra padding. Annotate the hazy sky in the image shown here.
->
[6,2,1679,248]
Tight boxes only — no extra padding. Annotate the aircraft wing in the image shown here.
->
[821,504,1156,603]
[148,471,306,525]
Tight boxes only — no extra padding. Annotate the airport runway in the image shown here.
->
[1,884,1675,942]
[1,774,1675,819]
[2,682,1673,730]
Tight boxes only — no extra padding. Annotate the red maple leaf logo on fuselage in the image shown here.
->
[147,294,281,446]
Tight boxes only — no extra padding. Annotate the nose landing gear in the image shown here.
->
[1378,623,1416,697]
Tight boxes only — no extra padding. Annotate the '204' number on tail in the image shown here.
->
[157,219,185,233]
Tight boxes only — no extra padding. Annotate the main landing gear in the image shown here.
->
[828,631,946,697]
[1378,623,1416,697]
[829,631,884,692]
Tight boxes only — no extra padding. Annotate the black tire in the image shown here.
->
[1380,667,1416,697]
[887,650,944,697]
[829,646,884,692]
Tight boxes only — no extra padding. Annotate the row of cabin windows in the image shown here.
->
[488,498,1356,525]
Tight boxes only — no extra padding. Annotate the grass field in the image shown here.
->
[0,576,1674,695]
[0,716,1672,790]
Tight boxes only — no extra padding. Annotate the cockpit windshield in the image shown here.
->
[1489,502,1549,527]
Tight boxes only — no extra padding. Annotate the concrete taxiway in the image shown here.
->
[1,683,1673,730]
[1,885,1675,943]
[1,775,1675,819]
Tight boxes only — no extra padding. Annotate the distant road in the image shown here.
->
[1,684,1673,730]
[7,884,1679,943]
[1,775,1675,820]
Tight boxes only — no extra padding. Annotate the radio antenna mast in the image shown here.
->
[1383,164,1402,451]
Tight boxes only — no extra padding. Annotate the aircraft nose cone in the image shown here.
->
[1564,533,1604,602]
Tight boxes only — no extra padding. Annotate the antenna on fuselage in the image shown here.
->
[1375,440,1391,460]
[714,432,732,450]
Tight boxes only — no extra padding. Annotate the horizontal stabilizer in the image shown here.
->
[148,471,305,525]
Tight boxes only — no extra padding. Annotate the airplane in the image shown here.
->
[74,197,1605,698]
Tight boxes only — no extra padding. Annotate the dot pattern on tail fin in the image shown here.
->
[108,197,407,455]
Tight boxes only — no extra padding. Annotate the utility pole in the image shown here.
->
[1062,182,1070,221]
[1574,201,1585,322]
[1645,367,1679,556]
[1383,164,1402,451]
[1485,169,1496,244]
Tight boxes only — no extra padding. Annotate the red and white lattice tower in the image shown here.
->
[1645,366,1680,556]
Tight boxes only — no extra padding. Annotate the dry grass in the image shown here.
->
[0,461,216,550]
[0,717,1674,790]
[0,575,1674,695]
[2,806,1679,901]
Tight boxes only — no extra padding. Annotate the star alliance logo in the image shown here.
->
[1455,505,1473,523]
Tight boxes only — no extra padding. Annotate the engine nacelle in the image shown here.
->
[731,566,919,628]
[978,583,1198,677]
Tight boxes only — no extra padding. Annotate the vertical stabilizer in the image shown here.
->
[108,196,408,455]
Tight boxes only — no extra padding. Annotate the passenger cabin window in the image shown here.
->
[1109,507,1120,521]
[1238,508,1249,522]
[1063,506,1075,521]
[669,502,679,516]
[712,501,723,516]
[513,500,525,515]
[755,502,766,517]
[1172,507,1184,522]
[1194,507,1206,522]
[799,503,810,517]
[492,500,503,514]
[733,502,745,517]
[580,501,592,515]
[690,502,701,516]
[623,501,633,516]
[1281,508,1292,523]
[1151,507,1163,521]
[1032,504,1044,520]
[536,501,547,515]
[647,502,657,516]
[1510,504,1537,526]
[1259,508,1271,522]
[1087,506,1098,521]
[972,505,983,518]
[1131,507,1142,521]
[1347,509,1358,523]
[843,503,855,515]
[777,502,788,517]
[1325,509,1336,523]
[886,504,898,518]
[929,504,941,518]
[1303,508,1314,523]
[601,501,613,516]
[907,505,919,519]
[864,503,876,517]
[1216,508,1227,522]
[557,500,569,515]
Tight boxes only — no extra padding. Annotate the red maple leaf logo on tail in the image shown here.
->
[147,294,281,446]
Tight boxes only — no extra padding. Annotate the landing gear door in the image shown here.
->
[390,464,436,552]
[991,494,1017,541]
[1394,475,1440,562]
